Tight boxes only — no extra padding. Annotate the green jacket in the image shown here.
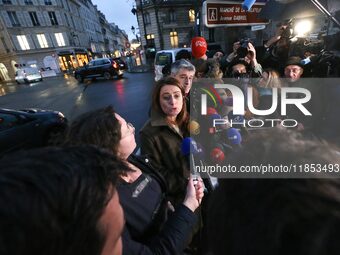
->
[140,111,189,206]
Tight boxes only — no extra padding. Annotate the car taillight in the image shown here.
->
[113,62,118,69]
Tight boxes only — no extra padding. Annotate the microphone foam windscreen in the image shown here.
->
[227,128,242,145]
[188,120,200,135]
[210,147,225,163]
[181,137,193,156]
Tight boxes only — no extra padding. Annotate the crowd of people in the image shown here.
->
[0,25,340,255]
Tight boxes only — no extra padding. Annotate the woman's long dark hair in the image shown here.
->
[151,76,189,134]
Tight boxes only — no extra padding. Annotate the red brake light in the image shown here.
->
[113,61,118,69]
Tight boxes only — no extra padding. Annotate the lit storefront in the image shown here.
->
[57,48,89,72]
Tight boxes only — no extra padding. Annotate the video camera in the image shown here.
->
[237,38,252,58]
[279,19,294,39]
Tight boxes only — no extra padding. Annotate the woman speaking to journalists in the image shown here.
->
[140,77,190,206]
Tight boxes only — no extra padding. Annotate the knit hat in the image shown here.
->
[285,56,303,68]
[191,37,207,59]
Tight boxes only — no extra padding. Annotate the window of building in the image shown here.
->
[55,33,65,46]
[144,13,151,25]
[48,11,58,25]
[64,13,70,26]
[169,10,176,23]
[146,33,155,47]
[189,9,195,23]
[29,12,40,26]
[170,31,178,48]
[2,0,12,4]
[44,0,52,5]
[7,11,20,27]
[17,35,30,50]
[24,0,33,5]
[37,34,48,48]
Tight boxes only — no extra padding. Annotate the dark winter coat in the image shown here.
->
[140,111,189,206]
[119,154,197,255]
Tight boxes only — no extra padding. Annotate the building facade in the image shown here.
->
[134,0,203,56]
[0,0,128,81]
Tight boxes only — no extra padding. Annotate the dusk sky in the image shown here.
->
[91,0,139,41]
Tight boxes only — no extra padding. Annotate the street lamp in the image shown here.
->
[131,26,140,42]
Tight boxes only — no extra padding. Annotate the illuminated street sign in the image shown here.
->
[203,1,269,28]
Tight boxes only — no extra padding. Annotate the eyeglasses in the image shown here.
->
[121,122,135,139]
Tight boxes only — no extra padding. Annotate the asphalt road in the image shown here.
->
[0,71,155,145]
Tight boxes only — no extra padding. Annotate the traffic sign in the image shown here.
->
[203,1,269,28]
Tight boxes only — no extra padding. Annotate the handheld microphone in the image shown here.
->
[242,0,256,11]
[210,147,225,163]
[188,120,200,135]
[208,113,222,134]
[181,137,202,176]
[181,138,217,192]
[301,57,311,65]
[207,107,218,115]
[226,128,242,148]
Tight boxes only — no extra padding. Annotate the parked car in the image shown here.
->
[15,67,43,84]
[112,57,127,70]
[154,48,192,81]
[0,108,67,157]
[74,58,124,83]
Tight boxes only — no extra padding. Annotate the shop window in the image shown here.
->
[189,9,195,23]
[170,31,178,48]
[146,34,155,47]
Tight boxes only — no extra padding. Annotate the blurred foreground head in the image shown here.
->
[208,128,340,255]
[0,146,129,255]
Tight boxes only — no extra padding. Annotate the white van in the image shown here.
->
[154,48,191,81]
[15,67,43,84]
